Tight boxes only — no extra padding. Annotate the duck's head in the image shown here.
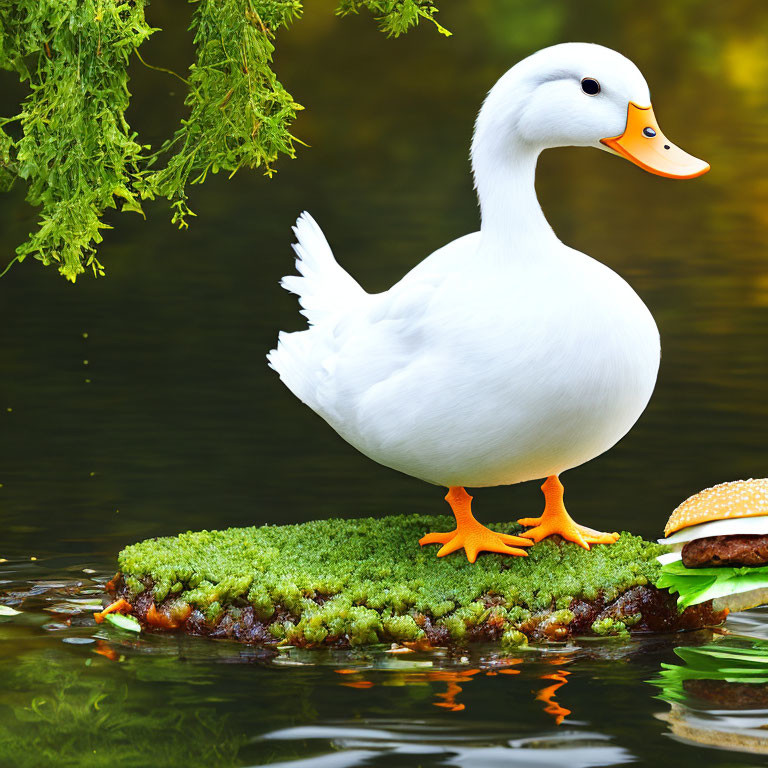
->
[472,42,709,181]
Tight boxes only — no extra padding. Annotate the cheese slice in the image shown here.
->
[657,515,768,547]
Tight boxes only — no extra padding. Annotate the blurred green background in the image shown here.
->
[3,2,768,767]
[2,0,768,560]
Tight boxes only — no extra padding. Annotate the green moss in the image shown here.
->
[118,514,666,646]
[506,606,532,624]
[590,617,631,637]
[269,622,287,640]
[382,614,423,642]
[153,581,170,602]
[125,575,144,595]
[501,628,528,648]
[205,601,223,624]
[546,608,575,626]
[441,601,490,641]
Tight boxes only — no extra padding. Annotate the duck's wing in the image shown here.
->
[304,234,483,422]
[269,222,480,431]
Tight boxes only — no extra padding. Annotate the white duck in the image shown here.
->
[268,43,709,563]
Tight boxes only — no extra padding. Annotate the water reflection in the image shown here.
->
[9,564,768,765]
[1,568,636,768]
[536,668,572,725]
[333,661,574,721]
[255,725,634,768]
[650,638,768,754]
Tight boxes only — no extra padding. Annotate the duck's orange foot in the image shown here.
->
[517,475,619,550]
[420,522,531,563]
[516,516,619,550]
[420,486,531,563]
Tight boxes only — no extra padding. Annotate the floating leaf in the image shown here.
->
[104,613,141,633]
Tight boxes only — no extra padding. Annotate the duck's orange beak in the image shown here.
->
[601,102,710,179]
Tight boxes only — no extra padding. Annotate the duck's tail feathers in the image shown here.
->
[267,329,316,407]
[279,212,366,326]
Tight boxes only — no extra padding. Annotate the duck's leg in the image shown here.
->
[518,475,619,550]
[419,487,532,563]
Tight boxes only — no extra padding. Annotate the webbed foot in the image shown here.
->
[517,476,619,550]
[419,487,532,563]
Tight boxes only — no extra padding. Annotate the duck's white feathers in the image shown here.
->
[269,216,659,488]
[268,43,665,490]
[279,212,367,326]
[268,218,462,425]
[268,212,367,406]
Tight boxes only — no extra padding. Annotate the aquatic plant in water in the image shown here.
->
[0,651,243,767]
[0,0,448,281]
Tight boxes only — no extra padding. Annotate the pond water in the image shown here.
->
[3,0,768,765]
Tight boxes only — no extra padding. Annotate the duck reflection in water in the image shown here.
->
[336,653,574,723]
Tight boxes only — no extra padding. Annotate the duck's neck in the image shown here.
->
[472,130,561,256]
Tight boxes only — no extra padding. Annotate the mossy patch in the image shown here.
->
[115,514,721,646]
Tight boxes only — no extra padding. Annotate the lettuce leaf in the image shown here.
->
[657,560,768,609]
[660,561,768,578]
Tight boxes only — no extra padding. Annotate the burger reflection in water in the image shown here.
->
[650,639,768,754]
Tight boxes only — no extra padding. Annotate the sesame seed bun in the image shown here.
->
[665,479,768,537]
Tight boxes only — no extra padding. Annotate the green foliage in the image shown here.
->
[145,0,304,228]
[0,0,446,281]
[336,0,450,37]
[118,514,666,645]
[500,627,528,648]
[0,0,155,281]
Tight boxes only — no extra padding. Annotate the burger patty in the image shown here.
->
[681,534,768,568]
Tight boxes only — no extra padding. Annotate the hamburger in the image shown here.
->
[657,479,768,612]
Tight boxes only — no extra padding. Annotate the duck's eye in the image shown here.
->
[580,77,600,96]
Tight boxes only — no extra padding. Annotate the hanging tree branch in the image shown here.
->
[0,0,447,282]
[0,0,156,281]
[144,0,305,229]
[336,0,449,37]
